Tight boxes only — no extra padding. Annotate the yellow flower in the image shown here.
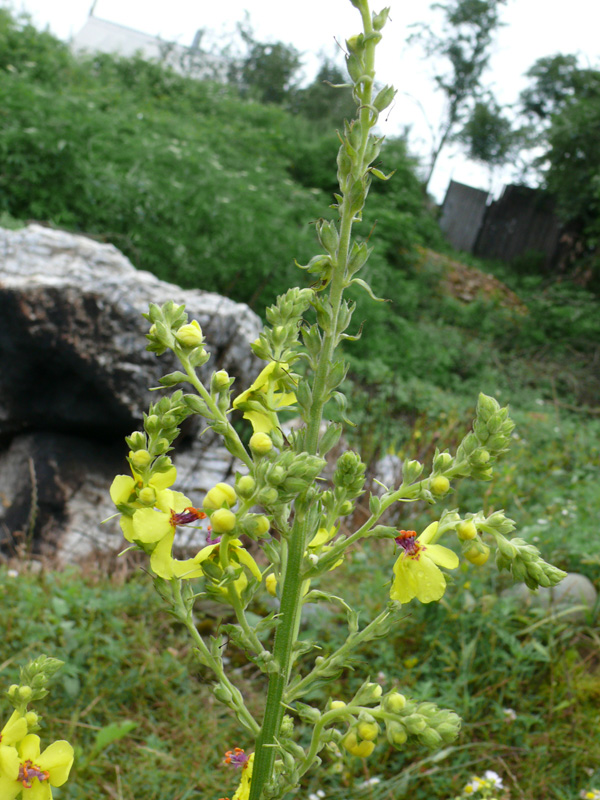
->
[0,733,74,800]
[391,522,459,604]
[233,362,296,434]
[220,752,254,800]
[109,466,178,509]
[1,711,28,747]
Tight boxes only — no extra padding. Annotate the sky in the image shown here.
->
[5,0,600,202]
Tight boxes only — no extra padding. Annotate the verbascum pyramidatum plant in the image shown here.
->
[108,2,566,797]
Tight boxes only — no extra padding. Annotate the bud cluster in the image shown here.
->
[143,301,208,366]
[252,288,314,364]
[495,537,567,590]
[380,692,461,750]
[7,655,64,712]
[453,394,515,480]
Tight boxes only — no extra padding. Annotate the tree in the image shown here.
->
[409,0,508,189]
[228,25,302,105]
[455,95,515,182]
[518,54,600,282]
[289,59,356,127]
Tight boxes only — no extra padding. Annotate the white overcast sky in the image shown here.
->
[4,0,599,201]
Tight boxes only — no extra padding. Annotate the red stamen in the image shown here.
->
[18,760,49,788]
[395,530,420,557]
[170,507,207,526]
[224,747,249,768]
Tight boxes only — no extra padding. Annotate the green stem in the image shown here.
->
[248,6,380,798]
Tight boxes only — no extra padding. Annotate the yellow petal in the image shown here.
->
[149,531,176,578]
[418,521,439,545]
[37,740,74,787]
[0,772,20,800]
[234,547,262,582]
[0,744,20,780]
[109,475,136,506]
[390,557,418,604]
[132,508,171,543]
[426,543,459,570]
[149,467,177,492]
[1,711,28,746]
[119,515,134,542]
[412,556,447,603]
[155,490,191,514]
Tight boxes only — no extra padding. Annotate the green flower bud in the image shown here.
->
[384,691,407,713]
[280,715,294,737]
[373,84,396,112]
[404,714,427,734]
[403,459,424,483]
[456,520,478,541]
[204,482,237,510]
[250,432,273,455]
[210,508,237,534]
[236,475,256,499]
[386,721,407,746]
[342,731,375,758]
[433,452,453,471]
[211,370,231,392]
[138,487,157,506]
[257,487,279,506]
[19,686,33,702]
[357,720,379,741]
[268,466,286,486]
[354,681,382,704]
[175,320,204,348]
[430,475,450,496]
[465,542,491,566]
[25,711,39,729]
[243,514,270,538]
[127,431,147,451]
[419,728,443,748]
[130,449,152,469]
[213,683,233,704]
[145,414,160,432]
[155,438,170,454]
[339,500,354,516]
[330,700,347,711]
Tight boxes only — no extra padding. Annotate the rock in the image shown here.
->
[0,224,262,561]
[502,572,597,622]
[0,224,261,440]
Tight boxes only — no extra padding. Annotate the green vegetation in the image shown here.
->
[1,8,599,800]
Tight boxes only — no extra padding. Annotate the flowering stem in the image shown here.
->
[285,607,394,703]
[180,355,252,469]
[173,582,260,736]
[248,7,380,798]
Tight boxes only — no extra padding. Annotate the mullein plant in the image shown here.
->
[109,1,566,798]
[0,657,74,799]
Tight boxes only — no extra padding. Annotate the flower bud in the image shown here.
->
[465,542,491,566]
[130,449,152,469]
[265,574,277,596]
[419,728,443,749]
[357,721,379,741]
[236,475,256,499]
[213,683,233,704]
[430,476,450,496]
[250,432,273,455]
[204,483,237,510]
[268,466,286,486]
[342,731,375,758]
[210,508,237,534]
[386,721,407,746]
[339,500,354,516]
[433,452,453,471]
[138,487,157,506]
[25,711,39,729]
[404,714,427,734]
[354,681,382,704]
[127,431,147,451]
[403,459,424,483]
[244,514,270,538]
[257,487,279,506]
[18,686,33,702]
[145,414,160,432]
[456,520,478,541]
[384,692,406,713]
[211,369,231,392]
[175,320,204,348]
[330,700,347,711]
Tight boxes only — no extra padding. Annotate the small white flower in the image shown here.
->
[502,708,517,722]
[484,770,503,789]
[7,569,19,578]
